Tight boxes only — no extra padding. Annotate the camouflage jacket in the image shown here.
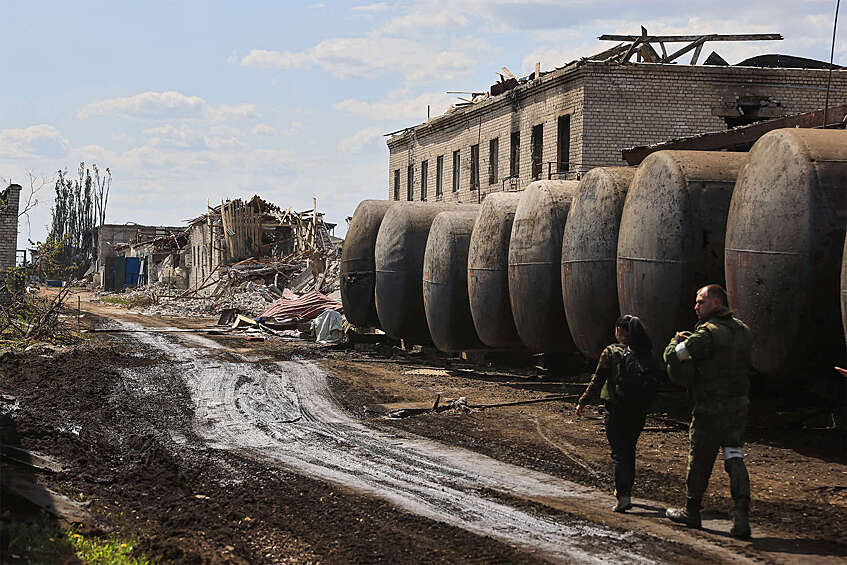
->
[579,344,626,405]
[663,307,752,414]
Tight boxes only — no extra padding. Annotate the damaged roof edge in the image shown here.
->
[387,60,847,147]
[387,59,585,145]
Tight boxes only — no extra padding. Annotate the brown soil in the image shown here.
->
[322,356,847,558]
[1,342,554,564]
[3,291,845,563]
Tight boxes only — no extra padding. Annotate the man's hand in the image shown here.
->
[835,366,847,378]
[675,331,692,341]
[575,404,584,417]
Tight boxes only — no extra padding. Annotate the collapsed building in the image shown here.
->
[102,195,340,301]
[0,184,21,272]
[95,224,185,290]
[387,32,847,202]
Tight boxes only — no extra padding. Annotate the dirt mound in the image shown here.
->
[1,343,549,564]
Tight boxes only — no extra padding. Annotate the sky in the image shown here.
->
[2,0,843,249]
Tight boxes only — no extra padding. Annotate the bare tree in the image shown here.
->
[0,170,51,240]
[92,164,111,229]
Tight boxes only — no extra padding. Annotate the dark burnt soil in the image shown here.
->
[324,358,847,557]
[0,343,553,564]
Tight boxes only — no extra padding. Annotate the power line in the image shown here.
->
[823,0,841,127]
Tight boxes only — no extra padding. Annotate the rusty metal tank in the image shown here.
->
[423,208,482,352]
[375,202,468,343]
[341,200,393,328]
[562,167,636,359]
[467,192,523,349]
[842,233,847,350]
[725,128,847,375]
[508,180,580,353]
[617,151,747,350]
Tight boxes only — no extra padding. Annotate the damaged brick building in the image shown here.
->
[387,36,847,202]
[0,184,22,271]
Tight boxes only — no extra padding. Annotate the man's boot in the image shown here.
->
[612,495,632,513]
[724,456,751,539]
[730,497,751,539]
[666,496,701,528]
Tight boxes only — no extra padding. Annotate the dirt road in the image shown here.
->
[3,296,845,563]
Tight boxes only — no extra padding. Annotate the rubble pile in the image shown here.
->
[96,249,342,320]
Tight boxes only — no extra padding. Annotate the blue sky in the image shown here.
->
[2,0,843,248]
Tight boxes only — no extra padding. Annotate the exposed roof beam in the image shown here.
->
[599,33,783,42]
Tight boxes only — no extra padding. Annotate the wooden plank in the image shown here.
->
[662,35,711,63]
[3,467,92,523]
[599,33,783,42]
[619,37,644,63]
[690,42,704,65]
[1,444,65,473]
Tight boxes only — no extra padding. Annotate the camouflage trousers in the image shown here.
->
[686,407,750,501]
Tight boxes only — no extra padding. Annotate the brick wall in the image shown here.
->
[387,61,847,202]
[581,63,847,167]
[388,76,585,204]
[0,184,22,271]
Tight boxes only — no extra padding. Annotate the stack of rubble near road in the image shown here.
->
[100,195,344,320]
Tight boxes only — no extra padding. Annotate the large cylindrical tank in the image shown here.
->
[841,232,847,351]
[375,202,468,343]
[725,128,847,375]
[341,200,393,328]
[508,180,580,353]
[562,167,636,359]
[618,151,747,350]
[468,192,523,349]
[423,208,482,352]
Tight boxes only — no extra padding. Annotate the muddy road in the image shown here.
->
[119,319,684,563]
[3,299,845,563]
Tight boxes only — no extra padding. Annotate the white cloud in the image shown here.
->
[78,91,260,122]
[78,91,208,120]
[0,124,70,158]
[334,91,452,121]
[252,123,277,136]
[381,10,470,33]
[241,36,483,82]
[339,126,384,153]
[213,103,260,120]
[353,2,391,12]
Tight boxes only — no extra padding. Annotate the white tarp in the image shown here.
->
[311,309,344,344]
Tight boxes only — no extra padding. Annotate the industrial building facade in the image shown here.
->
[387,60,847,202]
[0,184,22,271]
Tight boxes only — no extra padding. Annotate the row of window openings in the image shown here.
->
[392,116,570,201]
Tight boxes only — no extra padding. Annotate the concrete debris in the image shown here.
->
[95,249,343,321]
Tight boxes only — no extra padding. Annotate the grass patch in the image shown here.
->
[4,515,151,564]
[97,295,153,309]
[67,529,150,564]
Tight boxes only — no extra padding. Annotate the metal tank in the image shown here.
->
[467,192,523,349]
[423,208,482,352]
[562,167,636,359]
[375,202,469,344]
[725,128,847,376]
[617,151,747,350]
[341,200,393,328]
[508,180,580,353]
[842,232,847,350]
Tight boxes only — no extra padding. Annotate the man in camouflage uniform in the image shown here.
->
[663,284,753,539]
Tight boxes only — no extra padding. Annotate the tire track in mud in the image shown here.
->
[112,321,740,564]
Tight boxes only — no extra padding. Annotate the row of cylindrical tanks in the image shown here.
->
[342,128,847,380]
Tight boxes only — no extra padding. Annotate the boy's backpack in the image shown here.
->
[613,347,660,405]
